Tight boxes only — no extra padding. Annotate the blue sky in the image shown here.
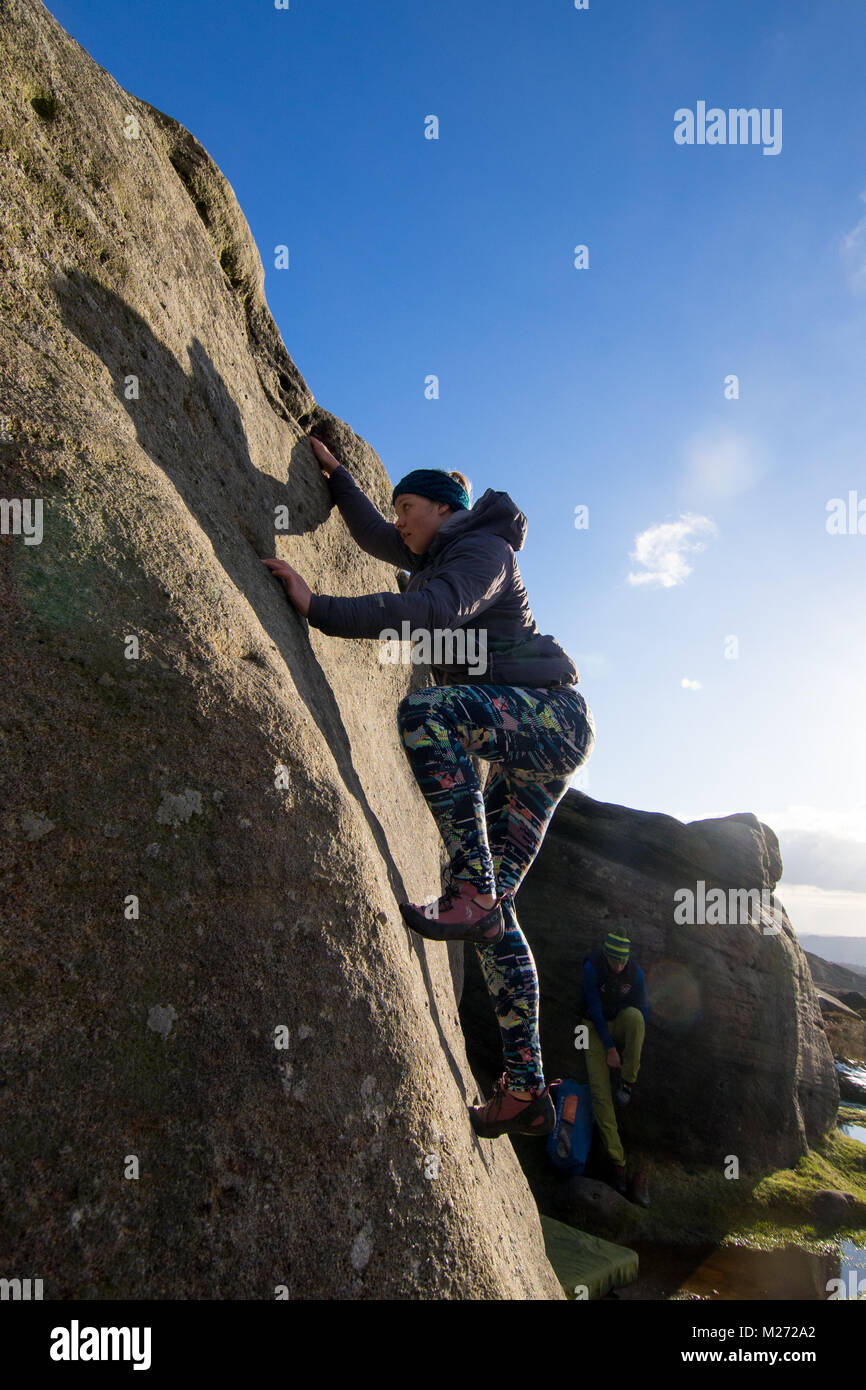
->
[48,0,866,939]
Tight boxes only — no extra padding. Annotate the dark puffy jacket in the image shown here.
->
[578,949,649,1053]
[306,464,580,688]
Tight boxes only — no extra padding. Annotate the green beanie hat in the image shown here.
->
[603,932,630,962]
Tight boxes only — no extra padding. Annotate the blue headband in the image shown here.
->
[391,469,470,513]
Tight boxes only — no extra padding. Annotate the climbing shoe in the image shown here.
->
[469,1073,555,1138]
[400,872,505,944]
[615,1079,634,1106]
[630,1171,650,1208]
[611,1163,628,1196]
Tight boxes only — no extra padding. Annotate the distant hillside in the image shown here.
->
[798,936,866,981]
[804,950,866,993]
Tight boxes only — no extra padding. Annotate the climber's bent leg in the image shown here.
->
[396,683,595,898]
[483,685,596,899]
[396,684,515,897]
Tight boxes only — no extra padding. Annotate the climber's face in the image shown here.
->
[605,954,627,974]
[393,493,452,554]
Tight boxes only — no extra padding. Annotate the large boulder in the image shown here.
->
[461,792,838,1169]
[0,0,561,1298]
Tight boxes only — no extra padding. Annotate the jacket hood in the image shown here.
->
[427,488,527,558]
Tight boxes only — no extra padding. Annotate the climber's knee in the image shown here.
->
[397,688,438,733]
[616,1007,645,1042]
[396,692,423,728]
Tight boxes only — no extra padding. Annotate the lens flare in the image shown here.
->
[646,960,701,1027]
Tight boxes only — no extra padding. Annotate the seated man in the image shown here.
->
[578,931,649,1204]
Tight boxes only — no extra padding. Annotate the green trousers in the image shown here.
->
[584,1006,645,1167]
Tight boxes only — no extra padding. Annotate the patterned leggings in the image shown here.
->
[397,683,596,1095]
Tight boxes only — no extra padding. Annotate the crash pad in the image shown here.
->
[540,1214,639,1299]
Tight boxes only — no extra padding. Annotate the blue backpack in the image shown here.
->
[546,1078,595,1175]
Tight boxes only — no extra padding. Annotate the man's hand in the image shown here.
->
[606,1047,622,1069]
[309,434,340,475]
[262,557,313,617]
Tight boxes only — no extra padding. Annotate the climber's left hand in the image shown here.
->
[262,557,313,617]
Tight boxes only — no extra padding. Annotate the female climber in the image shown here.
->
[262,432,596,1139]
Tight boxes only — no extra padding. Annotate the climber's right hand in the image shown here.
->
[606,1047,622,1069]
[309,434,340,475]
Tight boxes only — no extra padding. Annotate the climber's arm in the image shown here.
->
[306,536,508,639]
[632,966,648,1024]
[324,464,418,570]
[582,960,616,1052]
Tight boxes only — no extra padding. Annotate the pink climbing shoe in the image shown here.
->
[469,1073,556,1138]
[400,873,505,943]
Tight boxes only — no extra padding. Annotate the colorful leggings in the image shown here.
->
[397,683,596,1095]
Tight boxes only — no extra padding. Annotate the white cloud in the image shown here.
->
[842,191,866,293]
[681,677,702,690]
[757,803,866,841]
[772,884,866,939]
[627,513,717,588]
[757,803,866,893]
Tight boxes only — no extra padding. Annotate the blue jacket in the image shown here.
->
[306,464,580,688]
[581,954,648,1053]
